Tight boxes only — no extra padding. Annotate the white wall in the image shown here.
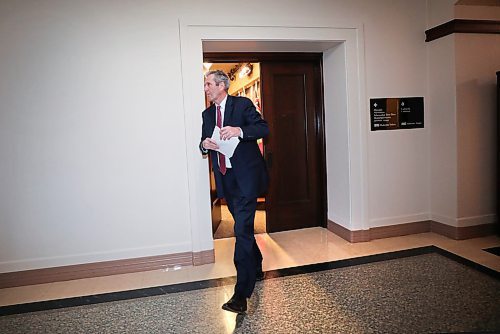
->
[1,0,436,272]
[427,0,456,27]
[0,1,193,272]
[428,35,458,226]
[427,0,458,226]
[363,1,429,227]
[324,44,351,228]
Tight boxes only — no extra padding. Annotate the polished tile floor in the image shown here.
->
[0,228,499,307]
[214,205,266,239]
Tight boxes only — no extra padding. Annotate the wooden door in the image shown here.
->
[261,60,326,232]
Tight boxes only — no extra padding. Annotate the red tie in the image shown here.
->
[216,105,226,175]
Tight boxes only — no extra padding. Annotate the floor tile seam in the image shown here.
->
[431,246,500,279]
[0,246,438,316]
[435,244,500,269]
[1,244,499,316]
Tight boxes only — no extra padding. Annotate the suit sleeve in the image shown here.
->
[239,99,269,141]
[199,111,209,154]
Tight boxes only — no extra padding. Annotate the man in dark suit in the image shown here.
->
[200,70,269,314]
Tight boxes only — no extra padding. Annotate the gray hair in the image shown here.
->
[206,70,230,92]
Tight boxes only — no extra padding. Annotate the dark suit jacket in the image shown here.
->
[200,95,269,199]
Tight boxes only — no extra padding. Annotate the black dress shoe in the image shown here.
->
[256,270,265,281]
[222,295,247,314]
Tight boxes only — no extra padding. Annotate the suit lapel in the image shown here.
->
[207,104,216,129]
[224,95,234,127]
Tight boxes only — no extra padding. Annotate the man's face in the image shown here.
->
[204,74,226,104]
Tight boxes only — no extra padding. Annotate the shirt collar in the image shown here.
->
[217,95,228,111]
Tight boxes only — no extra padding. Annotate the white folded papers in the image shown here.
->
[211,126,239,158]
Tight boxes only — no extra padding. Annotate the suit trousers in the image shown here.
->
[221,168,263,298]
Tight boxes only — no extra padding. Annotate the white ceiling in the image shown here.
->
[202,40,341,53]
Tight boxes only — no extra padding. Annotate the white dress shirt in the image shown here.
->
[216,96,233,168]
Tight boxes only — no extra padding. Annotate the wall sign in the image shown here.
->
[370,97,424,131]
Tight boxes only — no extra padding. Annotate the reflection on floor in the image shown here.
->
[0,228,499,308]
[213,205,266,239]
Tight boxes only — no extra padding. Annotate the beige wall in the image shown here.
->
[428,1,499,227]
[455,2,500,20]
[456,33,500,224]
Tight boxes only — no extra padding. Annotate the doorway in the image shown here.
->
[204,62,267,239]
[204,53,327,238]
[180,25,369,258]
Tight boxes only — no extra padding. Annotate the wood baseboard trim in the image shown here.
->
[193,249,215,266]
[327,219,497,243]
[0,250,215,289]
[326,220,370,242]
[369,221,431,240]
[430,221,497,240]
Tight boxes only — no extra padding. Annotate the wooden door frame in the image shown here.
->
[203,52,328,229]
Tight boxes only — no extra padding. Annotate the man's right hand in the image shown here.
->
[202,138,219,151]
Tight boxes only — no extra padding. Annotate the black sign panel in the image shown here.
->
[370,97,424,131]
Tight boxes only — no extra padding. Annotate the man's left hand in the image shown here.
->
[220,126,241,140]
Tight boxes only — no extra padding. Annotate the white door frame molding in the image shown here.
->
[178,20,369,254]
